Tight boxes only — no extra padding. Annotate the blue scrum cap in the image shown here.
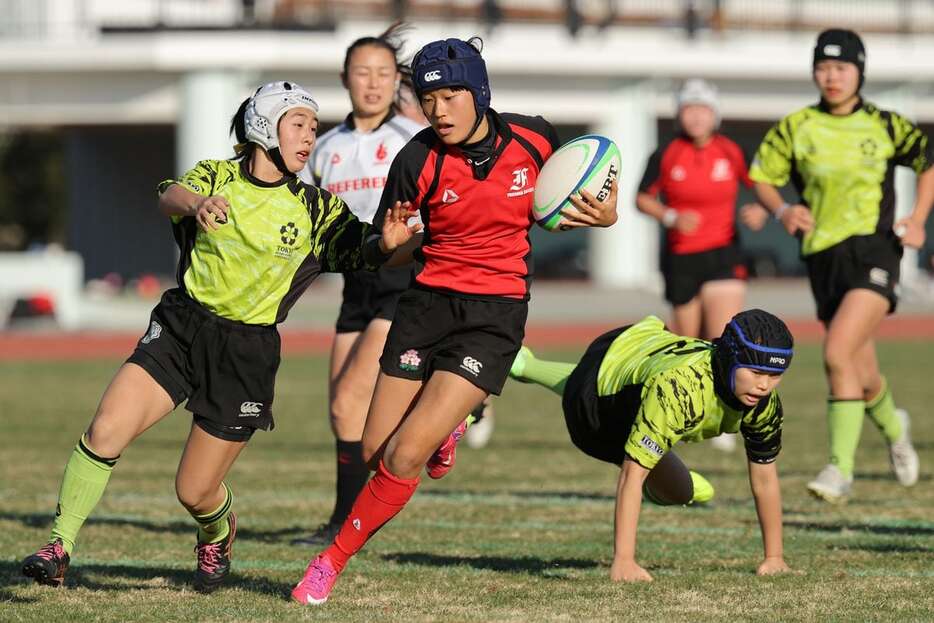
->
[716,309,794,391]
[412,37,491,121]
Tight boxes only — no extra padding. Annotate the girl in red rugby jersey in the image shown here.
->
[637,79,768,342]
[636,79,768,451]
[291,36,619,605]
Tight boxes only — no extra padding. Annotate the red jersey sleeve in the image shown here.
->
[722,136,753,189]
[638,147,665,195]
[501,113,560,164]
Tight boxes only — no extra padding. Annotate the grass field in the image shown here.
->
[2,341,932,622]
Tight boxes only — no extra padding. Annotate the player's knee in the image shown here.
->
[644,465,694,505]
[644,480,693,505]
[823,342,853,374]
[175,477,215,511]
[382,443,425,479]
[330,388,366,426]
[330,387,368,429]
[85,410,128,458]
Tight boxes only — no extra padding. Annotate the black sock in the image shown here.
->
[330,439,369,525]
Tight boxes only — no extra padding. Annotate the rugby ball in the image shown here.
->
[533,134,620,232]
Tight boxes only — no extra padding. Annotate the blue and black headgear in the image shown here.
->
[713,309,794,394]
[412,37,491,140]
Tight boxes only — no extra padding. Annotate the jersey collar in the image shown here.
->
[239,159,293,188]
[816,96,864,116]
[449,109,511,180]
[344,109,397,132]
[676,133,717,150]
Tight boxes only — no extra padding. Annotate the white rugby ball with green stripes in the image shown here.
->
[533,134,621,232]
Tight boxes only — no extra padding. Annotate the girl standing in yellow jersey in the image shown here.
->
[20,81,420,591]
[751,29,934,502]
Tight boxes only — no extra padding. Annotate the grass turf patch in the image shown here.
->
[1,342,932,621]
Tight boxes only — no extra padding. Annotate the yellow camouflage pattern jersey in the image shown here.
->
[598,316,783,469]
[749,101,933,256]
[158,159,378,325]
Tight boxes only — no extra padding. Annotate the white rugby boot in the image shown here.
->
[807,464,853,504]
[889,409,919,487]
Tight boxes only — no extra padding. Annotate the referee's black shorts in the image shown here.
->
[127,288,281,442]
[379,287,527,395]
[335,265,412,333]
[661,243,748,306]
[804,233,902,323]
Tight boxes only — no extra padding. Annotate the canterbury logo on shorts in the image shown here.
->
[239,401,263,417]
[460,356,483,376]
[869,267,889,287]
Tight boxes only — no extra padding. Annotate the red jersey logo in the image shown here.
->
[375,142,388,162]
[507,167,533,198]
[711,158,733,181]
[331,153,341,165]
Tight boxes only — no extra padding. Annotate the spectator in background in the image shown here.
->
[636,78,768,452]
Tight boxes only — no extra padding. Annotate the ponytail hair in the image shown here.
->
[229,96,255,161]
[342,21,414,113]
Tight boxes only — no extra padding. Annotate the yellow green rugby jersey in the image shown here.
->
[158,159,379,325]
[598,316,783,469]
[749,100,933,256]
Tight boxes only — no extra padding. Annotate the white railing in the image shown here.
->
[1,0,932,40]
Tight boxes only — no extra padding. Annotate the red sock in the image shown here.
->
[324,460,419,572]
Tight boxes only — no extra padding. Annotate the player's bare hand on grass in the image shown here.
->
[756,556,792,577]
[739,202,769,231]
[894,216,926,249]
[779,204,814,235]
[610,558,653,583]
[561,179,619,228]
[195,196,230,232]
[379,201,423,253]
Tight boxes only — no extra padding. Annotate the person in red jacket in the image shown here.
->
[291,36,619,605]
[636,79,768,452]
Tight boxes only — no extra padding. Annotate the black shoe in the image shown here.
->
[290,521,341,546]
[193,512,237,593]
[22,539,70,587]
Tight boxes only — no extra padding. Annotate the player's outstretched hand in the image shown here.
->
[756,556,791,577]
[779,204,814,236]
[562,179,619,228]
[739,202,770,232]
[195,196,230,232]
[610,558,653,583]
[894,216,926,249]
[380,201,423,253]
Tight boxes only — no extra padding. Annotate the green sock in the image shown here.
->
[192,483,232,544]
[51,435,119,555]
[827,399,865,479]
[514,351,576,396]
[865,377,902,443]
